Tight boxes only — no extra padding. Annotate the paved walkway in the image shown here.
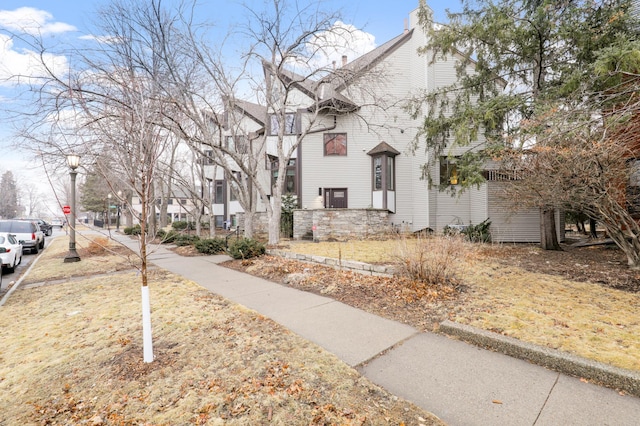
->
[112,235,640,426]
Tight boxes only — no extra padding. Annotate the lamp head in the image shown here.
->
[66,154,80,170]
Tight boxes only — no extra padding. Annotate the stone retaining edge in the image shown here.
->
[439,320,640,398]
[266,249,396,276]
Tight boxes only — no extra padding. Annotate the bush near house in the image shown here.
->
[228,238,266,260]
[194,237,226,254]
[444,219,491,243]
[171,221,189,231]
[123,225,142,235]
[174,234,200,247]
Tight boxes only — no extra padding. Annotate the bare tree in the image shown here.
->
[13,0,194,363]
[501,39,640,268]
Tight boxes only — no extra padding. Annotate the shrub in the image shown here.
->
[194,238,226,254]
[124,225,141,235]
[443,219,491,243]
[85,236,109,256]
[463,219,491,243]
[157,229,179,244]
[393,234,466,289]
[171,221,188,231]
[174,234,200,247]
[228,238,265,260]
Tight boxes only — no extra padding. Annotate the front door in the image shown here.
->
[325,188,348,208]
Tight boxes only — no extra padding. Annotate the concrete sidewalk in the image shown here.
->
[115,236,640,426]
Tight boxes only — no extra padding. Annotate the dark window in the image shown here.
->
[269,113,297,136]
[267,154,296,194]
[324,133,347,156]
[180,199,187,205]
[387,156,395,190]
[373,156,383,190]
[440,157,459,185]
[214,180,224,203]
[201,150,215,165]
[230,172,241,202]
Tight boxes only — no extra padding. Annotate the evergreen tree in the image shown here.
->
[413,0,634,249]
[0,171,20,219]
[80,169,110,215]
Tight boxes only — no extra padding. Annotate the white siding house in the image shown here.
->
[206,5,561,243]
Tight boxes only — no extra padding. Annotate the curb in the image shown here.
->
[439,320,640,398]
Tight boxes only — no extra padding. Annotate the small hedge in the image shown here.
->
[123,225,142,235]
[174,234,200,247]
[194,238,226,254]
[171,221,189,231]
[444,219,491,243]
[157,229,180,244]
[227,238,265,260]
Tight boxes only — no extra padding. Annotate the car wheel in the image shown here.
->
[6,260,15,274]
[32,245,39,254]
[40,239,45,249]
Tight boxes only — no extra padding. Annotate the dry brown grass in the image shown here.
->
[0,238,441,425]
[283,238,640,372]
[23,235,139,284]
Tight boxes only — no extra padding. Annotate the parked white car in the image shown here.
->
[0,220,45,254]
[0,232,23,273]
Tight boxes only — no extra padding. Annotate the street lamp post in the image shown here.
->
[64,154,81,263]
[116,190,122,231]
[107,193,112,230]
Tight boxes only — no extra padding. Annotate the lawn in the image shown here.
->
[271,238,640,372]
[0,236,441,425]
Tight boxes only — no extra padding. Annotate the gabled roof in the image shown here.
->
[233,99,267,126]
[367,141,401,157]
[258,25,415,114]
[333,29,414,92]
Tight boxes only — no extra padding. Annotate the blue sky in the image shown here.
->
[0,0,458,213]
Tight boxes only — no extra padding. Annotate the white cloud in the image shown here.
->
[306,21,377,69]
[0,34,68,87]
[0,7,76,36]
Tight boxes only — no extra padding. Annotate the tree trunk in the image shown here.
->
[244,210,254,239]
[589,218,598,239]
[540,207,561,250]
[268,195,282,245]
[606,226,640,270]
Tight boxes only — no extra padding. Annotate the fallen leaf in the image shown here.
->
[492,400,502,404]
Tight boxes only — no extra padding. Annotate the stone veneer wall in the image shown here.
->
[236,212,269,238]
[293,209,392,241]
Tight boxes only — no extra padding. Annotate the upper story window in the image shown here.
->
[201,149,215,165]
[324,133,347,156]
[269,113,297,136]
[230,172,241,202]
[440,156,460,185]
[214,180,225,204]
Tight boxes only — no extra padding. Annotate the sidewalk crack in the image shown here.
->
[533,373,560,425]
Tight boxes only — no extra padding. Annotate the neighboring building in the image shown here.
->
[205,5,564,243]
[130,191,197,225]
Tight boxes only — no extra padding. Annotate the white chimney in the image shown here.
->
[342,55,348,67]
